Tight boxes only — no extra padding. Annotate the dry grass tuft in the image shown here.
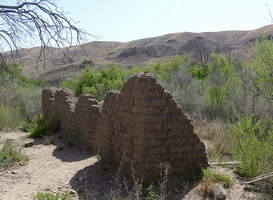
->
[192,117,228,140]
[196,176,217,197]
[192,117,232,162]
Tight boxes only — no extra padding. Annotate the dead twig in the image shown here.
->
[244,172,273,184]
[209,161,240,165]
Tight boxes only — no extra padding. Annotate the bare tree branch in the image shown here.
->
[244,171,273,184]
[0,0,98,80]
[266,3,273,22]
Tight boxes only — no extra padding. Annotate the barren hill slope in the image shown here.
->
[14,24,273,85]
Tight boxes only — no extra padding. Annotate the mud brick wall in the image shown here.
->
[96,73,208,182]
[42,73,208,183]
[42,88,101,149]
[73,94,101,147]
[42,89,55,119]
[54,88,76,134]
[94,90,120,152]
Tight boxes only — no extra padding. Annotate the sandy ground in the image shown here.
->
[0,131,261,200]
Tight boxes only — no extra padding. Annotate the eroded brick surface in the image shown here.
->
[42,73,208,182]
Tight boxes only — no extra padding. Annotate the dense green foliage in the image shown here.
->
[60,39,273,121]
[248,35,273,101]
[229,115,273,179]
[27,114,59,138]
[202,53,239,118]
[61,62,127,101]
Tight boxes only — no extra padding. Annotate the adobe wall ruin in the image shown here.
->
[42,88,100,148]
[42,72,208,182]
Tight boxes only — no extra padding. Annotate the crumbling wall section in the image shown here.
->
[42,73,208,183]
[54,88,76,134]
[42,88,101,149]
[41,89,55,119]
[96,73,208,182]
[74,94,101,148]
[94,91,120,152]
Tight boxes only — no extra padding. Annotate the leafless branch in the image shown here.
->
[188,36,212,66]
[266,3,273,22]
[0,0,98,79]
[244,171,273,184]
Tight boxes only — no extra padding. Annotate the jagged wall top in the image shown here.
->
[42,72,208,183]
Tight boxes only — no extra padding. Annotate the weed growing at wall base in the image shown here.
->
[96,149,111,173]
[197,168,233,197]
[27,114,59,138]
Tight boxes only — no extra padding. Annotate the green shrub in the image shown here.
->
[187,65,208,79]
[202,53,239,119]
[248,35,273,101]
[33,190,72,200]
[61,63,128,101]
[197,168,233,197]
[27,114,59,138]
[229,115,273,179]
[0,140,28,169]
[10,86,42,123]
[212,172,233,188]
[145,183,159,200]
[142,56,183,80]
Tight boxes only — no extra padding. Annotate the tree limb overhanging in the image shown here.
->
[0,0,96,78]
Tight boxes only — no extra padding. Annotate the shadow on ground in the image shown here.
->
[34,132,95,162]
[69,163,122,200]
[31,131,198,199]
[69,162,198,200]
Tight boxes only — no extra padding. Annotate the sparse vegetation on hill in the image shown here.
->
[13,25,273,85]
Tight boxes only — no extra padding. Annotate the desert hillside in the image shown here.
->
[13,24,273,85]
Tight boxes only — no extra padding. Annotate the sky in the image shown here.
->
[57,0,271,42]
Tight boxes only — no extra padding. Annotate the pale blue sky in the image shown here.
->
[58,0,271,42]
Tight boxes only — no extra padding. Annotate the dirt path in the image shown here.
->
[0,131,261,200]
[0,131,99,199]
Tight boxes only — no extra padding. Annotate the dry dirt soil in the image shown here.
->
[0,131,262,200]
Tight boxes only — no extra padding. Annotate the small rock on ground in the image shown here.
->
[24,140,34,147]
[214,185,227,200]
